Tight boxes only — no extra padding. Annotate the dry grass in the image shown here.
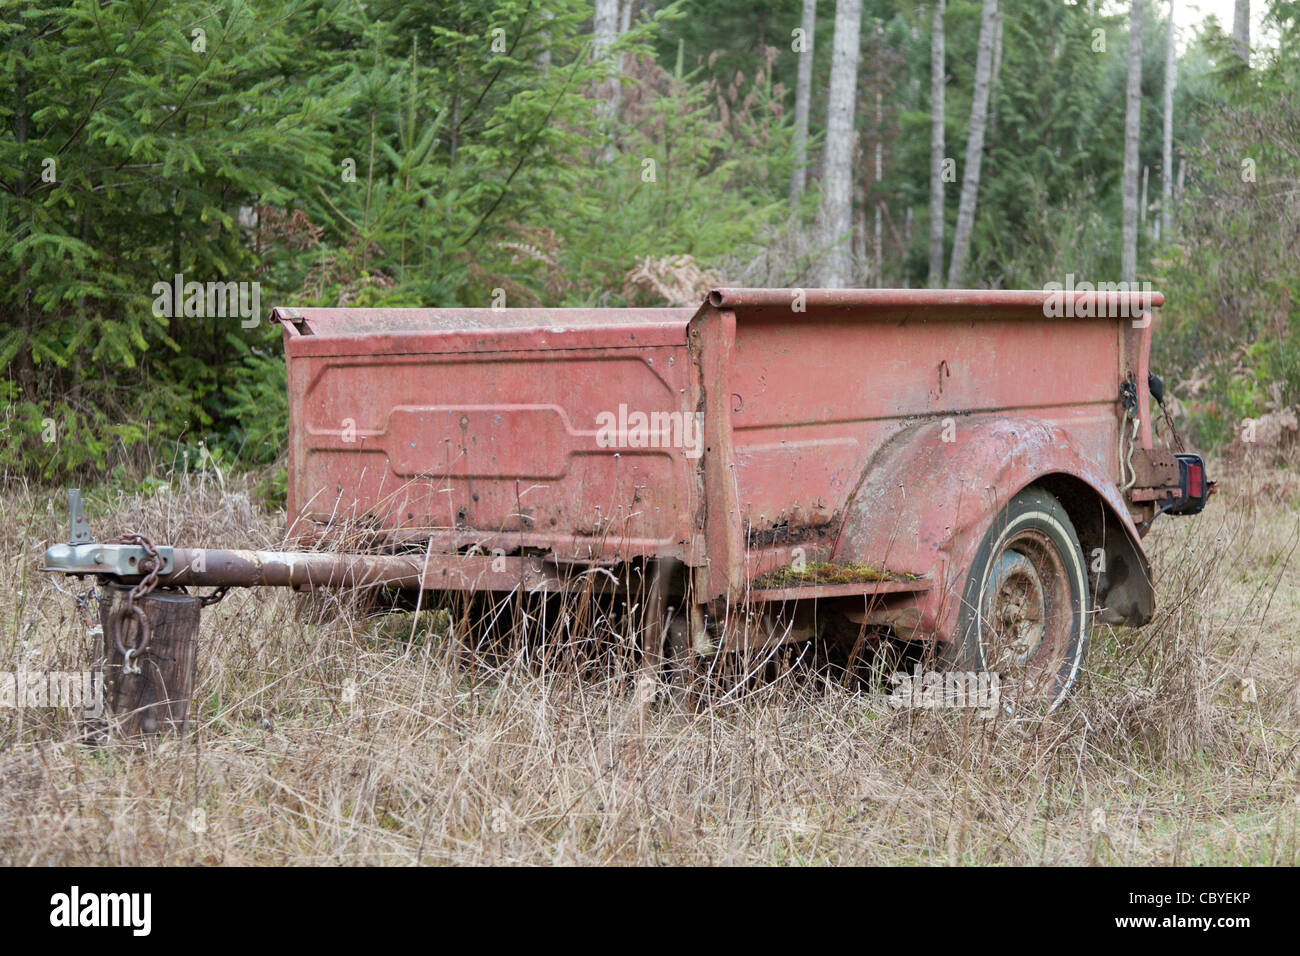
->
[1,455,1299,866]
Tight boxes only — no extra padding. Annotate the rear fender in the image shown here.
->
[831,417,1154,642]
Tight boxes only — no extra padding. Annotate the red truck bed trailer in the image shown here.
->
[43,288,1212,722]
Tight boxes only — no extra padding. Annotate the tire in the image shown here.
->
[945,487,1090,711]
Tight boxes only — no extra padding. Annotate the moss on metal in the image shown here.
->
[753,561,918,588]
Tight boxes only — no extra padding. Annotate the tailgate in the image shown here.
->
[275,306,700,562]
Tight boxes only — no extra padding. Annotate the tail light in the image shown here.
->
[1167,454,1211,516]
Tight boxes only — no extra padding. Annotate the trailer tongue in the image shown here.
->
[41,288,1212,732]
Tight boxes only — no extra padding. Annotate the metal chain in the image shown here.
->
[1160,401,1187,453]
[199,586,230,607]
[107,532,163,670]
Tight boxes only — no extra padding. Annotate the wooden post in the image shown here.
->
[98,584,203,736]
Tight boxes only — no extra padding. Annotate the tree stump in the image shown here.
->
[98,584,203,736]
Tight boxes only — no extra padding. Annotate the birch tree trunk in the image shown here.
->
[593,0,621,162]
[1122,0,1142,284]
[928,0,945,287]
[1161,0,1175,241]
[818,0,863,288]
[790,0,817,204]
[1233,0,1250,62]
[946,0,997,288]
[874,88,883,286]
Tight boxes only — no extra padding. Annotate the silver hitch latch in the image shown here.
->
[41,542,175,578]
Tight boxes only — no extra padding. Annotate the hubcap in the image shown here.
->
[979,528,1074,701]
[988,551,1046,665]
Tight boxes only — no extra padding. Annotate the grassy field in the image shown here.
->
[1,455,1298,866]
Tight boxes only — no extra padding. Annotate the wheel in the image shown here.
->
[946,487,1090,711]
